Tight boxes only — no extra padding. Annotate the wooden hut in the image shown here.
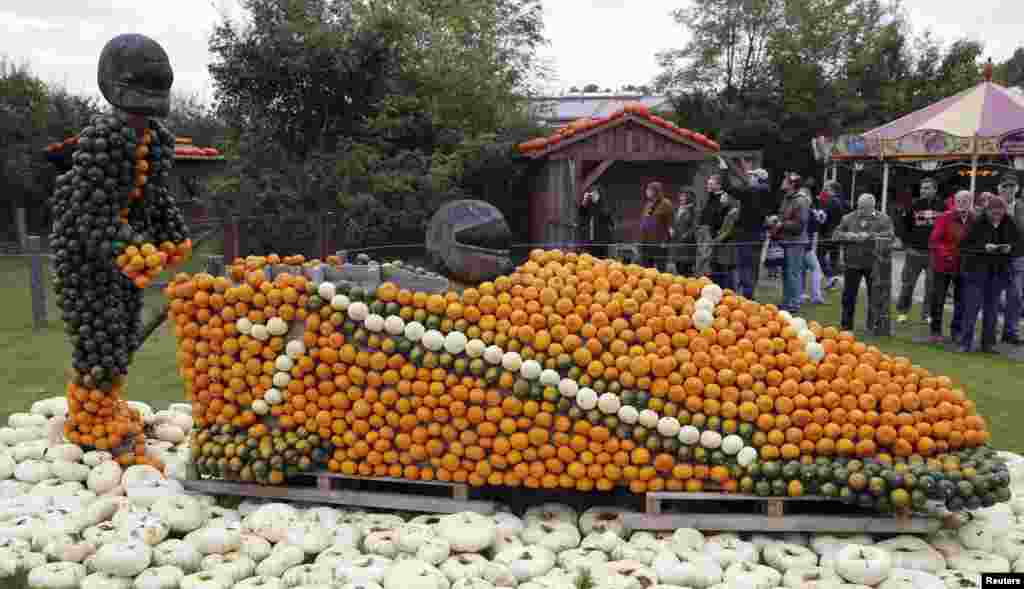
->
[517,103,723,248]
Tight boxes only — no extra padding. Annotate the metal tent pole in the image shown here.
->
[881,163,890,213]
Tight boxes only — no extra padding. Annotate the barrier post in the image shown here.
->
[28,235,48,330]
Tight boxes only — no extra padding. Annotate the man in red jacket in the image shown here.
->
[928,190,975,343]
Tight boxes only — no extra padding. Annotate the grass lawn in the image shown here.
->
[0,239,221,424]
[2,249,1022,452]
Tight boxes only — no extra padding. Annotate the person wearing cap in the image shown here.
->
[958,193,1020,353]
[928,190,975,343]
[895,177,943,326]
[833,193,894,332]
[999,172,1023,344]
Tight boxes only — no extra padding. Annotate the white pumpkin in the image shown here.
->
[947,550,1011,574]
[330,293,350,311]
[637,410,659,429]
[235,317,253,335]
[520,521,581,552]
[519,360,542,380]
[382,560,450,589]
[579,507,630,537]
[267,317,288,336]
[736,446,758,467]
[721,435,744,455]
[281,564,336,587]
[384,315,405,335]
[877,568,944,589]
[678,426,700,446]
[133,566,185,589]
[184,527,242,555]
[874,536,946,573]
[440,554,488,582]
[92,541,152,577]
[657,417,681,437]
[396,523,435,553]
[539,369,560,386]
[274,355,294,372]
[348,302,369,321]
[704,536,758,567]
[494,546,557,581]
[404,321,426,342]
[651,549,723,588]
[998,530,1024,563]
[336,555,393,584]
[285,339,306,358]
[81,572,134,589]
[936,569,981,589]
[958,517,1001,551]
[285,521,332,556]
[763,542,818,572]
[484,345,504,365]
[87,461,122,495]
[179,571,232,589]
[576,388,598,411]
[833,544,893,586]
[699,430,723,449]
[254,545,305,578]
[422,330,445,351]
[365,314,385,332]
[364,529,401,557]
[42,534,97,563]
[722,560,782,589]
[153,539,202,573]
[781,566,841,588]
[558,378,578,397]
[15,460,51,483]
[27,562,88,589]
[436,512,496,553]
[417,537,452,565]
[501,352,522,372]
[559,547,610,571]
[250,324,270,341]
[465,339,486,358]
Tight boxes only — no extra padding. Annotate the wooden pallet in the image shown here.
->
[183,471,497,514]
[623,492,941,534]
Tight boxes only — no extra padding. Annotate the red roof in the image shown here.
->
[517,101,720,156]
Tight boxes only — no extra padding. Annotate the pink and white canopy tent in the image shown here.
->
[829,63,1024,209]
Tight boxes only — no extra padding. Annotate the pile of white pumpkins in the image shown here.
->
[4,398,1024,589]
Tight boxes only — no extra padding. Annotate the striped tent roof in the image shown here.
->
[863,80,1024,139]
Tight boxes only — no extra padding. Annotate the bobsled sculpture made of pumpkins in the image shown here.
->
[169,249,1007,515]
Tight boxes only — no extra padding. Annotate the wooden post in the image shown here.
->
[27,235,47,330]
[205,255,225,277]
[871,236,893,336]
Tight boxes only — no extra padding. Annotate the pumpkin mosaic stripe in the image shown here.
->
[169,250,999,506]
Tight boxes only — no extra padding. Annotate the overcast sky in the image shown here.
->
[1,0,1021,104]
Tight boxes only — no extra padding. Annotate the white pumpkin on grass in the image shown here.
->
[833,545,892,586]
[947,550,1011,574]
[722,560,782,589]
[651,549,723,588]
[762,542,818,571]
[494,546,557,581]
[439,554,488,581]
[382,560,450,589]
[436,512,496,553]
[27,562,88,589]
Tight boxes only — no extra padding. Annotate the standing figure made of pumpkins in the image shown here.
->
[49,33,191,466]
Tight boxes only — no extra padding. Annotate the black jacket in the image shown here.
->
[959,216,1020,273]
[723,176,773,236]
[818,192,848,237]
[578,198,615,243]
[897,197,946,251]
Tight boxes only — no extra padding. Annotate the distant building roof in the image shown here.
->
[528,95,673,126]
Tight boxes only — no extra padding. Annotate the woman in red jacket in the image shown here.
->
[928,190,975,343]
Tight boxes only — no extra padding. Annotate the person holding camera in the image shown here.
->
[832,193,894,332]
[958,193,1019,353]
[578,185,615,259]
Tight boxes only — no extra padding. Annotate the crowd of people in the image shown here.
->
[577,161,1024,355]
